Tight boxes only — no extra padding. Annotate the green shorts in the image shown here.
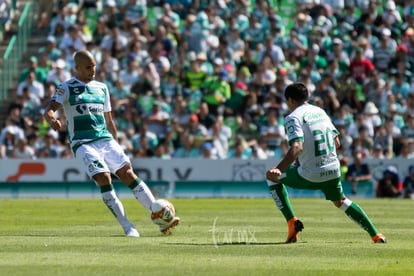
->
[280,166,344,201]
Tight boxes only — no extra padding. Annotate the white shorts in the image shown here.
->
[75,139,130,179]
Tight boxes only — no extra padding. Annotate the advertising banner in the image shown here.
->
[0,158,411,184]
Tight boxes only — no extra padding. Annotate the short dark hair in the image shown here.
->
[284,82,309,102]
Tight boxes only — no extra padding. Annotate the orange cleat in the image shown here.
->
[372,233,387,243]
[160,216,180,234]
[286,217,304,243]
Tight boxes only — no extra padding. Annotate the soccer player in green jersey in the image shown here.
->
[266,82,386,243]
[44,50,179,237]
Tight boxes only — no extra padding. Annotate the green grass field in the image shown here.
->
[0,198,413,276]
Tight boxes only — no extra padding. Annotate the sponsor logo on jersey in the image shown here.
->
[88,106,104,113]
[76,105,88,114]
[75,104,103,114]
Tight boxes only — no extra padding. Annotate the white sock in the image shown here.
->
[340,198,353,211]
[102,190,134,231]
[266,179,278,187]
[131,181,156,211]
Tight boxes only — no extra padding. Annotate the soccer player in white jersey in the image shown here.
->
[44,50,179,237]
[266,82,386,243]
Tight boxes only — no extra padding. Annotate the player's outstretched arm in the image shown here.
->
[267,141,303,183]
[44,101,63,131]
[277,141,302,172]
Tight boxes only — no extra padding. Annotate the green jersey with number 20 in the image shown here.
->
[285,103,341,182]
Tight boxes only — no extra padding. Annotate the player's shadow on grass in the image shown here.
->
[164,242,287,246]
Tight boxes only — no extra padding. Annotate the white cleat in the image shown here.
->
[125,227,140,237]
[159,217,180,234]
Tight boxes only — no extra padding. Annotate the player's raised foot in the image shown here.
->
[285,217,304,243]
[125,227,140,238]
[372,233,387,243]
[160,216,180,234]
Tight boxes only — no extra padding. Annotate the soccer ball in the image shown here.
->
[150,199,175,225]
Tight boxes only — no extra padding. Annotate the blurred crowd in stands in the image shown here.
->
[0,0,16,41]
[1,0,414,182]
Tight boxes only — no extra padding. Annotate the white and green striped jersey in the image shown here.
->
[285,103,341,182]
[52,77,113,153]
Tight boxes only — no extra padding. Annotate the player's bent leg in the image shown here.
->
[116,164,155,211]
[93,171,113,187]
[95,173,139,237]
[267,180,296,221]
[117,164,180,233]
[335,196,386,243]
[116,163,138,184]
[266,168,303,243]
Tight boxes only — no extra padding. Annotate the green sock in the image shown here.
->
[345,202,379,237]
[100,184,114,193]
[269,184,295,221]
[128,177,142,189]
